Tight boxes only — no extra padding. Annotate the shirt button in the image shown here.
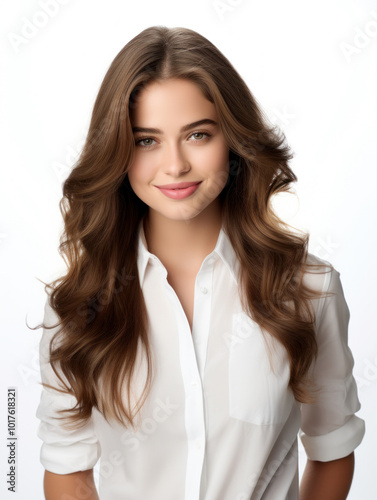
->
[195,439,202,449]
[200,286,208,294]
[191,378,199,386]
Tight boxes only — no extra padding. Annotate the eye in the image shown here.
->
[135,137,156,147]
[189,131,210,141]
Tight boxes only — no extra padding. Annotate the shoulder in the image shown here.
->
[301,252,343,324]
[43,289,60,324]
[301,251,336,292]
[40,289,63,362]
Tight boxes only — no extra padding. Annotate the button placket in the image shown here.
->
[192,261,213,378]
[161,268,207,500]
[183,258,214,498]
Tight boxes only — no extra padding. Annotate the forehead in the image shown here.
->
[130,78,217,127]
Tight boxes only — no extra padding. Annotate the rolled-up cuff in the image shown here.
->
[299,414,365,462]
[36,390,101,474]
[39,437,101,474]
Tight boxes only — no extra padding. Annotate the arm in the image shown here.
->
[299,266,364,497]
[36,297,101,495]
[299,452,354,500]
[44,469,99,500]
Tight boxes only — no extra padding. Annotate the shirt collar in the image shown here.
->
[136,218,240,287]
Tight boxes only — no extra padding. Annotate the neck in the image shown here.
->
[143,200,222,270]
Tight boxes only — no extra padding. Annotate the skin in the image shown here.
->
[299,452,355,500]
[127,78,230,275]
[44,469,99,499]
[43,454,355,500]
[43,78,356,499]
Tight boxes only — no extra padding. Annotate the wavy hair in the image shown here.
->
[36,26,333,429]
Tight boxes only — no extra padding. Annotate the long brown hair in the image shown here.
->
[35,26,333,430]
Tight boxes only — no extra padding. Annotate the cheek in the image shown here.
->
[201,147,229,197]
[194,139,228,169]
[207,143,229,179]
[126,167,137,193]
[127,157,152,187]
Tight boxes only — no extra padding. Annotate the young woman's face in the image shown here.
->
[127,78,229,222]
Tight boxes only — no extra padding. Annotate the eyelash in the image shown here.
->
[134,130,212,148]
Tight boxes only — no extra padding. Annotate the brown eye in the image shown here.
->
[135,137,156,147]
[189,131,210,141]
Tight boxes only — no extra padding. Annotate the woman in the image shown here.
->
[35,26,365,499]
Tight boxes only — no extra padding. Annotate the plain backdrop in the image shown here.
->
[1,0,376,498]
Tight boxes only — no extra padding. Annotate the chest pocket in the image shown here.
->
[228,312,294,426]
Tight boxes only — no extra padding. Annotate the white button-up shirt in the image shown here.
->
[36,222,365,500]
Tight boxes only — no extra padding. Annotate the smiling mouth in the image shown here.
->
[155,182,201,190]
[155,182,201,199]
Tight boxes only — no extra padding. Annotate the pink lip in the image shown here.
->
[156,181,201,189]
[156,181,201,200]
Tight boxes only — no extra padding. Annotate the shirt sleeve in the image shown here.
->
[35,293,101,474]
[299,265,365,462]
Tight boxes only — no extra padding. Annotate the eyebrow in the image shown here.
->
[132,118,218,135]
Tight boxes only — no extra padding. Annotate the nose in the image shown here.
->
[162,141,191,176]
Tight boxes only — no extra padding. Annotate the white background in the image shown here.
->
[1,0,376,498]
